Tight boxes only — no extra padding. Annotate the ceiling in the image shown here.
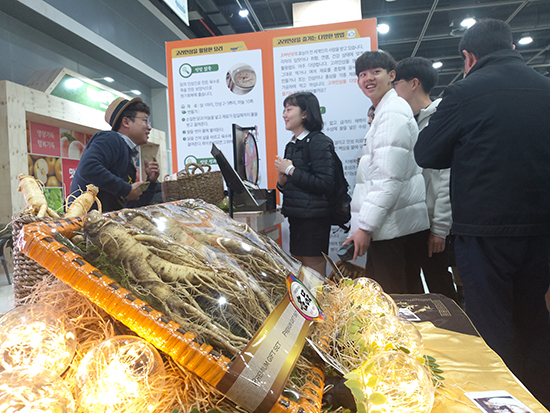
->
[179,0,550,96]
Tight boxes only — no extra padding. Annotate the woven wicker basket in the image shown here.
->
[11,213,55,305]
[162,163,224,205]
[332,260,365,280]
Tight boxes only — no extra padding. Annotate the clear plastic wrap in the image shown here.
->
[16,200,326,413]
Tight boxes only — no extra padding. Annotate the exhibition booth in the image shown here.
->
[0,11,548,413]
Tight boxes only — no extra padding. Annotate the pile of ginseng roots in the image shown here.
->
[72,200,314,393]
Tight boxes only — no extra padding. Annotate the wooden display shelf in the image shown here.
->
[0,79,167,224]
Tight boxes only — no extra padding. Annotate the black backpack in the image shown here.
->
[328,147,352,232]
[303,133,351,232]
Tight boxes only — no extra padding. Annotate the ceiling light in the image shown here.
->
[518,36,533,45]
[460,17,476,28]
[432,61,443,69]
[130,90,141,95]
[377,23,390,34]
[65,78,83,89]
[239,9,249,18]
[92,76,115,83]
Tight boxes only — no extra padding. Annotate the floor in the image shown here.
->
[0,273,15,315]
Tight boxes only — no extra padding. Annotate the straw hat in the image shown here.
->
[104,96,143,130]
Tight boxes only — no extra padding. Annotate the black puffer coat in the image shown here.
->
[415,49,550,236]
[280,131,335,219]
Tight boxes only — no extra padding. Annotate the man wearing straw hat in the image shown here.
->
[69,97,159,212]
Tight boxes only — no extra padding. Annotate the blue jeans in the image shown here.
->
[455,235,550,407]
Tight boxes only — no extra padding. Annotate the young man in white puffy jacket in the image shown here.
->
[393,57,458,301]
[343,50,429,293]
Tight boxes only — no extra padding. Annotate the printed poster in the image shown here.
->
[272,29,373,255]
[167,19,377,262]
[27,121,91,213]
[170,47,267,187]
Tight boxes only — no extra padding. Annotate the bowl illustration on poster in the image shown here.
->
[226,64,256,95]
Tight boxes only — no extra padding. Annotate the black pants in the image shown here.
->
[455,235,550,408]
[419,236,458,301]
[365,230,429,294]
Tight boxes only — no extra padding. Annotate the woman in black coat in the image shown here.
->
[275,92,335,276]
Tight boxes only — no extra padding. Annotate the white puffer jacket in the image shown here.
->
[351,89,429,241]
[417,99,452,239]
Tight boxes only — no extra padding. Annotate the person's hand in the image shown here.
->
[144,157,159,182]
[277,171,288,187]
[427,233,446,257]
[275,156,293,175]
[343,229,371,261]
[126,181,144,201]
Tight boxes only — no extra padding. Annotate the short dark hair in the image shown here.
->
[116,101,151,130]
[355,50,396,76]
[459,18,513,59]
[395,57,439,94]
[283,91,324,132]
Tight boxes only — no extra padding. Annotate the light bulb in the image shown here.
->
[377,24,390,34]
[351,352,435,413]
[0,303,76,380]
[0,368,76,413]
[518,36,533,45]
[76,336,165,413]
[460,17,476,28]
[65,78,84,89]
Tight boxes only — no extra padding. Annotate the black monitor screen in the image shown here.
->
[211,144,259,207]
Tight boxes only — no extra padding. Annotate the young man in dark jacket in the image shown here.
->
[69,97,159,212]
[414,18,550,408]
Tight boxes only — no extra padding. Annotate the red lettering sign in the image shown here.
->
[29,122,60,157]
[62,159,80,199]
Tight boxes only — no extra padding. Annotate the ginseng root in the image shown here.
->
[83,210,273,356]
[17,174,59,218]
[65,184,101,217]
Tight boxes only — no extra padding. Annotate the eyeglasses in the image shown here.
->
[392,79,407,88]
[130,116,151,126]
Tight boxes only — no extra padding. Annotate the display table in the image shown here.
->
[393,294,549,412]
[232,208,284,241]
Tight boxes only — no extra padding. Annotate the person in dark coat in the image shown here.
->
[414,18,550,408]
[275,92,335,276]
[69,97,159,212]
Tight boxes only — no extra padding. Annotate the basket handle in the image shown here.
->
[185,163,211,175]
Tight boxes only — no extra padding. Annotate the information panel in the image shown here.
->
[166,19,377,257]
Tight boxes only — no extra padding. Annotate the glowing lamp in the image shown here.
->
[345,352,434,413]
[0,304,76,379]
[76,336,165,413]
[347,278,392,319]
[363,315,424,358]
[353,278,383,295]
[363,292,398,322]
[0,368,76,412]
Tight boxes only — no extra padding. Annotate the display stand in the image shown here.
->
[233,208,284,241]
[0,78,167,223]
